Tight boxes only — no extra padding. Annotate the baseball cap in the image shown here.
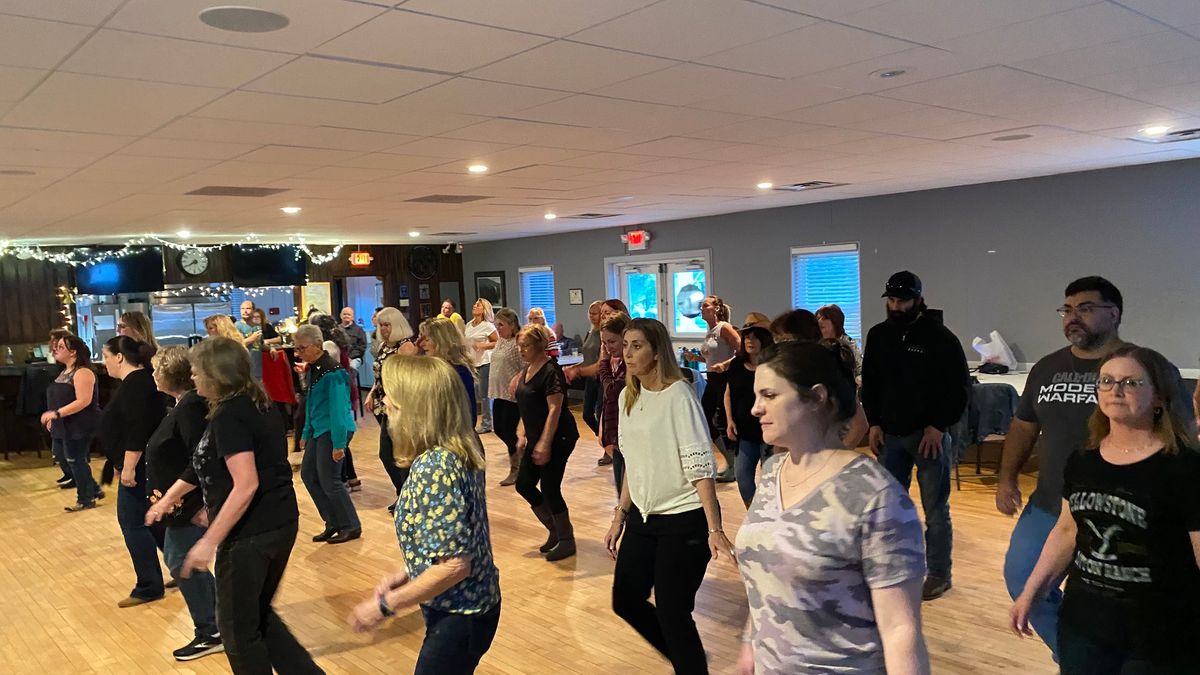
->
[882,271,922,299]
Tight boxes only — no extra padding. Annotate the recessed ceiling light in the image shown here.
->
[756,182,774,190]
[177,229,192,239]
[993,134,1033,142]
[408,231,420,237]
[280,206,301,214]
[1139,125,1171,137]
[199,6,290,33]
[544,213,557,220]
[467,164,488,174]
[987,249,996,254]
[0,169,36,176]
[871,68,907,80]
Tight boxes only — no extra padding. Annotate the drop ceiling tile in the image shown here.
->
[698,21,912,79]
[770,127,880,149]
[336,99,487,137]
[200,160,307,181]
[0,65,44,102]
[70,155,217,183]
[683,143,788,163]
[389,137,516,159]
[1,72,224,135]
[626,157,721,173]
[572,0,817,60]
[776,95,928,126]
[795,46,989,96]
[691,78,854,116]
[838,0,1093,44]
[469,41,674,92]
[485,164,596,180]
[153,117,420,152]
[935,3,1166,64]
[1072,55,1200,97]
[244,56,449,104]
[61,30,293,89]
[398,0,657,37]
[0,149,108,169]
[1013,30,1200,83]
[619,136,732,157]
[333,153,448,172]
[236,145,363,166]
[1014,95,1181,132]
[389,78,572,116]
[683,118,822,145]
[880,66,1098,117]
[444,118,657,151]
[0,128,132,154]
[0,15,93,69]
[191,91,370,127]
[315,11,548,73]
[295,165,406,182]
[845,106,994,135]
[551,152,661,169]
[1106,0,1200,28]
[0,0,125,25]
[519,95,746,137]
[107,0,388,54]
[746,0,893,19]
[590,64,782,107]
[118,138,261,161]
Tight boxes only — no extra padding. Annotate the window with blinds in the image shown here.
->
[519,266,556,326]
[790,243,862,340]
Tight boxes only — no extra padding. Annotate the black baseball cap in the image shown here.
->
[882,271,922,299]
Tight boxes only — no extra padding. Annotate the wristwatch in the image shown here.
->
[377,593,394,618]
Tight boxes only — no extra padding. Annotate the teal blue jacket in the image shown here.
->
[302,354,355,450]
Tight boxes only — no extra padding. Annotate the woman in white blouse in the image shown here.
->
[603,318,733,675]
[465,299,498,433]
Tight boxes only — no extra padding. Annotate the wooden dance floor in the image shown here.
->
[0,410,1055,674]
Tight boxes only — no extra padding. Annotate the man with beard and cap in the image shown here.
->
[994,276,1194,660]
[861,270,970,602]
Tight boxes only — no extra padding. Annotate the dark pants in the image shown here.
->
[492,400,520,457]
[734,440,770,507]
[700,371,728,441]
[613,507,711,675]
[116,462,165,600]
[612,447,625,500]
[582,377,601,436]
[340,447,357,482]
[215,522,322,675]
[53,437,97,503]
[879,431,953,579]
[377,414,409,495]
[414,604,501,675]
[164,524,218,638]
[514,436,575,513]
[1058,621,1185,675]
[301,432,361,532]
[51,438,72,478]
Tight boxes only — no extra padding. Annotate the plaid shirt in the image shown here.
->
[597,355,626,448]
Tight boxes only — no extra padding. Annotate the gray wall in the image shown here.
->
[464,158,1200,368]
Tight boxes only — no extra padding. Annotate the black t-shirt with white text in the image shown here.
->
[1059,447,1200,657]
[192,395,297,540]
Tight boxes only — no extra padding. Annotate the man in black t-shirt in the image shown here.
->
[996,276,1194,661]
[862,271,970,602]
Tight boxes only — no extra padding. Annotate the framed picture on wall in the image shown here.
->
[300,281,332,319]
[474,271,506,308]
[420,302,433,319]
[568,288,583,305]
[418,283,430,300]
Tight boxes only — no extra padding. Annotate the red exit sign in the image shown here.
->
[621,229,650,251]
[349,251,373,267]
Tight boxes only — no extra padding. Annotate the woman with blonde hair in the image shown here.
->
[515,323,579,561]
[204,314,245,345]
[349,355,500,673]
[170,336,317,673]
[367,307,418,501]
[419,317,477,423]
[604,317,731,674]
[1011,345,1199,673]
[465,299,498,434]
[525,307,561,357]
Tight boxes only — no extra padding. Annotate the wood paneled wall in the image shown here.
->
[0,257,73,344]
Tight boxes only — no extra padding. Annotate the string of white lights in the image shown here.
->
[1,237,345,266]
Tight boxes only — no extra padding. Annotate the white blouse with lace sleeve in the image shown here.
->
[617,380,716,519]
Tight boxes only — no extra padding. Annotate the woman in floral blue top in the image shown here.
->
[349,355,500,675]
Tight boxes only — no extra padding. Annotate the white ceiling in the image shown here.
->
[0,0,1198,244]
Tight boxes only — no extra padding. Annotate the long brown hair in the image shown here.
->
[622,318,685,415]
[1086,345,1196,454]
[189,336,270,417]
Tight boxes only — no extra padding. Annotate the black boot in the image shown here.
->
[544,509,576,561]
[531,504,557,553]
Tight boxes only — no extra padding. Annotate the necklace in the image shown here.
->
[781,450,836,488]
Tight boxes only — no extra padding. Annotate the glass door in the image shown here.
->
[617,264,660,321]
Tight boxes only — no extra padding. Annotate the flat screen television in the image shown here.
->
[229,245,307,287]
[75,247,165,295]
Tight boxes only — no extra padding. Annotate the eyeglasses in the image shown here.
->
[1097,376,1147,392]
[1056,303,1116,318]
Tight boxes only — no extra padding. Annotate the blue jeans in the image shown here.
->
[415,604,501,675]
[582,377,601,437]
[475,363,492,430]
[53,437,97,503]
[302,432,361,532]
[1004,504,1062,659]
[116,462,165,599]
[164,524,219,638]
[879,431,952,579]
[734,440,770,507]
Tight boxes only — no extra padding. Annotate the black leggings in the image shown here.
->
[514,435,575,513]
[377,414,409,494]
[492,400,520,457]
[612,507,711,674]
[700,371,727,441]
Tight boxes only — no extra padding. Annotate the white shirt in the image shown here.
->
[464,320,496,367]
[617,380,716,519]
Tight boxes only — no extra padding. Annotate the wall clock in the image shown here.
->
[179,249,210,276]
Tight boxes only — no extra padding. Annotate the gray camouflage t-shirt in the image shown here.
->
[736,453,925,674]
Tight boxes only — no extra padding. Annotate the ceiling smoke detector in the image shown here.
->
[199,6,290,33]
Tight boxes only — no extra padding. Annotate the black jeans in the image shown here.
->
[492,400,520,457]
[215,522,322,675]
[582,377,601,436]
[612,447,625,500]
[377,414,409,495]
[514,435,575,513]
[116,461,165,600]
[613,507,711,675]
[340,446,357,481]
[1058,620,1186,675]
[414,604,501,675]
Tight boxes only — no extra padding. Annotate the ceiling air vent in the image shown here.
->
[405,194,491,203]
[430,231,477,236]
[1129,127,1200,144]
[773,181,846,192]
[185,186,290,197]
[561,213,622,219]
